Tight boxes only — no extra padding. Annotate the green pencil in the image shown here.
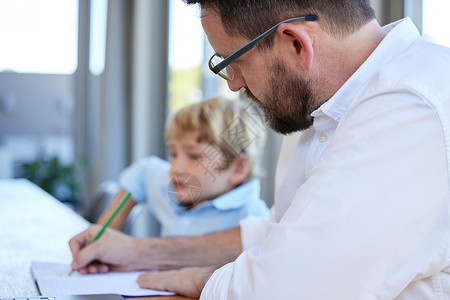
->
[69,192,132,276]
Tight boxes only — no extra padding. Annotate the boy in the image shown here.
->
[96,97,269,237]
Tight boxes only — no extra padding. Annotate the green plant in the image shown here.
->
[21,156,80,205]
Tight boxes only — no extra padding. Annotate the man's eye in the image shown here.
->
[189,154,201,160]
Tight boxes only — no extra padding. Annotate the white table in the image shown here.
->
[0,179,196,300]
[0,179,89,297]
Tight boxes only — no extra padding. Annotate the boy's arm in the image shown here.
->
[96,188,137,230]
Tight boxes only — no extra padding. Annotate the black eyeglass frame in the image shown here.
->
[208,15,317,81]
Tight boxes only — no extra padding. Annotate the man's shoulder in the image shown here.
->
[379,37,450,98]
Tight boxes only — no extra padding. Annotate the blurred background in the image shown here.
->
[0,0,448,216]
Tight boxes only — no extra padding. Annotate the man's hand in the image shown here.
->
[69,224,142,274]
[137,265,218,298]
[69,225,242,275]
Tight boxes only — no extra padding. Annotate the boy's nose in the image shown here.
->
[170,157,185,175]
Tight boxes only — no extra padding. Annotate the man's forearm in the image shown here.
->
[135,227,242,270]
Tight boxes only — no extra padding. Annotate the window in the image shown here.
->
[168,0,239,113]
[0,0,78,74]
[168,0,203,112]
[89,0,108,76]
[422,0,450,47]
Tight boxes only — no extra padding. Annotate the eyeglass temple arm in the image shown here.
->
[212,15,316,73]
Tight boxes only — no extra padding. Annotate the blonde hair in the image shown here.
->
[165,97,266,181]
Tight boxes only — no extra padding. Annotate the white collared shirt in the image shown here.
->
[202,18,450,299]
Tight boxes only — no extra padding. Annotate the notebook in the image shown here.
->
[31,261,176,297]
[0,295,124,300]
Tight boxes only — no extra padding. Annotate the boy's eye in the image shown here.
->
[189,154,201,160]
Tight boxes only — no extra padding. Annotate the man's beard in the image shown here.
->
[244,58,318,135]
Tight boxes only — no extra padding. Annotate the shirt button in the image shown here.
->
[319,132,328,143]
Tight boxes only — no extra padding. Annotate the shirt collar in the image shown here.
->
[311,18,421,127]
[208,178,261,210]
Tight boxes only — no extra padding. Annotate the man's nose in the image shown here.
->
[227,66,246,92]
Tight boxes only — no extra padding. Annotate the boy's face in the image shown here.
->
[167,130,236,209]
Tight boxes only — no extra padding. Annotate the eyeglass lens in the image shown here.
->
[210,55,234,81]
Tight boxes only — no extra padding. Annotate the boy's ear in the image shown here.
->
[276,22,314,70]
[229,154,251,186]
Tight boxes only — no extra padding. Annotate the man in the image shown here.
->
[70,0,450,298]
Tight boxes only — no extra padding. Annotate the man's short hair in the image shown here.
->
[184,0,375,48]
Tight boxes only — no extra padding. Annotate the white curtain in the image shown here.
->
[75,0,169,214]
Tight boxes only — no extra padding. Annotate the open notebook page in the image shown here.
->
[31,261,176,297]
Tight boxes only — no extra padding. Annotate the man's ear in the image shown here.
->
[276,23,314,70]
[229,154,251,186]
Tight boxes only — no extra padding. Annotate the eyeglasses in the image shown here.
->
[208,15,317,81]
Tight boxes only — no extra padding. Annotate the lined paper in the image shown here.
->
[31,261,176,297]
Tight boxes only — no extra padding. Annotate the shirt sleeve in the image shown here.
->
[118,156,154,203]
[200,90,450,299]
[239,216,269,251]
